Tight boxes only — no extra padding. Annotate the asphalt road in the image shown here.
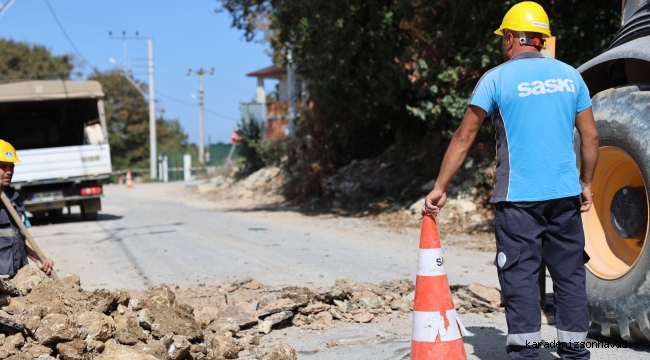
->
[26,181,650,359]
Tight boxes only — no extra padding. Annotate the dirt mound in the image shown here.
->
[200,167,288,210]
[0,266,298,360]
[0,266,502,359]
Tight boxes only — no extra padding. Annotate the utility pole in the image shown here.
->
[109,31,157,180]
[286,48,298,137]
[188,68,214,164]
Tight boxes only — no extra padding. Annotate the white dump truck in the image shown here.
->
[1,80,112,220]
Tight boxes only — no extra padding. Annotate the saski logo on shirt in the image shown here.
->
[517,79,576,97]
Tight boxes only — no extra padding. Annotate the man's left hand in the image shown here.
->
[36,258,54,276]
[421,189,447,217]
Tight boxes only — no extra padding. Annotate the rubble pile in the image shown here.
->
[0,267,298,360]
[451,283,503,316]
[202,167,286,209]
[0,267,503,359]
[174,277,504,337]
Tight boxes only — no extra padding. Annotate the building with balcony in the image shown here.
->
[240,65,293,141]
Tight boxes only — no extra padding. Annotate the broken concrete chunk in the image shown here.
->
[55,339,85,360]
[9,265,47,295]
[0,310,24,331]
[3,333,24,351]
[205,334,239,359]
[240,280,263,290]
[139,285,202,340]
[313,287,346,303]
[34,313,79,345]
[60,275,81,287]
[114,315,147,345]
[299,302,330,315]
[166,335,191,360]
[87,289,122,314]
[258,320,273,335]
[84,339,105,355]
[129,298,142,311]
[21,341,52,359]
[134,339,168,359]
[215,305,258,328]
[314,311,333,325]
[266,311,293,325]
[352,311,374,323]
[467,282,503,307]
[257,298,297,317]
[257,310,293,335]
[74,311,115,342]
[194,306,219,325]
[259,342,298,360]
[354,291,383,310]
[0,278,19,297]
[389,298,412,312]
[279,287,313,306]
[206,321,239,336]
[0,294,10,307]
[329,308,342,320]
[95,343,158,360]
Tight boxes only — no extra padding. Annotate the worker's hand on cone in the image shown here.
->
[36,258,54,276]
[580,186,593,213]
[422,189,447,217]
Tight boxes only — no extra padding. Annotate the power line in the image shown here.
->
[155,90,237,122]
[205,108,239,122]
[43,0,93,67]
[156,90,196,107]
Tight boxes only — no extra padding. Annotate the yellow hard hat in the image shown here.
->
[0,140,19,163]
[494,1,552,37]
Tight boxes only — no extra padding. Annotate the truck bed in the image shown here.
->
[12,144,112,184]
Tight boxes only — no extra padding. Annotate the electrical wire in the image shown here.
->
[155,90,238,122]
[42,0,93,68]
[41,0,238,124]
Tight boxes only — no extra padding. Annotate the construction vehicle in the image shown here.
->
[0,80,112,221]
[577,0,650,341]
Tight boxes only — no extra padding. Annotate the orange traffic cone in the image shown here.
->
[118,176,123,186]
[411,215,468,359]
[126,170,133,189]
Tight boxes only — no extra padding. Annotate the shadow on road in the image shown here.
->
[29,213,123,226]
[463,326,559,359]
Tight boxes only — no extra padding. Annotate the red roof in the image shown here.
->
[246,65,287,78]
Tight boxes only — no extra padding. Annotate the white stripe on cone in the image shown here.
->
[412,310,469,342]
[416,248,447,276]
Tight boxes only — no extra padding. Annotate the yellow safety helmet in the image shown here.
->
[0,140,19,163]
[494,1,552,38]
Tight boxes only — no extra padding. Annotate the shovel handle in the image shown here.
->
[0,192,59,280]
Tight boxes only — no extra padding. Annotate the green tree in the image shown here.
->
[221,0,623,195]
[90,70,192,172]
[0,39,74,83]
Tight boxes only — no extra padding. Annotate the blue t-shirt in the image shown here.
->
[469,52,592,202]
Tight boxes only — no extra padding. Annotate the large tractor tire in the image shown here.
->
[578,84,650,341]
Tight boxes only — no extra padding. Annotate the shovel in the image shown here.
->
[0,192,59,280]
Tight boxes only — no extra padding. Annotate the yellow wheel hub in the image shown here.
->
[584,146,648,280]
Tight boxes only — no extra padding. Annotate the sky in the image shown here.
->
[0,0,275,144]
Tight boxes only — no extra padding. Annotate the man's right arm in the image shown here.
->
[575,107,599,212]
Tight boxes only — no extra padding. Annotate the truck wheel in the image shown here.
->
[578,85,650,341]
[80,210,98,221]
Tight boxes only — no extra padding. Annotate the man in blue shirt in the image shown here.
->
[422,2,599,359]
